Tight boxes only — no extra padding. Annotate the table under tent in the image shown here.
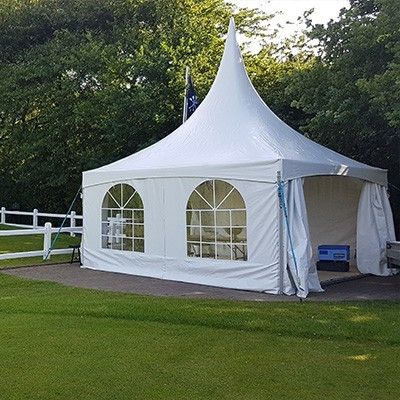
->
[82,18,395,298]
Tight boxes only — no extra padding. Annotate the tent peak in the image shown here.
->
[228,16,236,35]
[201,16,252,106]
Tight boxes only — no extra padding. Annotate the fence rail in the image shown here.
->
[0,207,82,236]
[0,209,83,261]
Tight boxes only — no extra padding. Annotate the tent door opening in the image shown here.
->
[303,176,364,283]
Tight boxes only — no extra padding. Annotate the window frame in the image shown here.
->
[101,183,145,253]
[186,180,247,261]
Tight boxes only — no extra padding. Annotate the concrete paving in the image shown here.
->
[1,263,399,302]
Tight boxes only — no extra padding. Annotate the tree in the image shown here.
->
[285,0,400,230]
[0,0,270,212]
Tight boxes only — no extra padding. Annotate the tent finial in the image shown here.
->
[228,16,237,39]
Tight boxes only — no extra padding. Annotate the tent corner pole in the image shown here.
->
[277,171,284,295]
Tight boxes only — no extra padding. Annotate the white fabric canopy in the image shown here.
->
[83,18,386,189]
[81,18,394,297]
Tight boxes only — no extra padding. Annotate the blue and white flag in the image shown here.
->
[183,67,199,122]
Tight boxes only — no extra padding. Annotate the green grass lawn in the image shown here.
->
[0,224,80,268]
[0,273,398,400]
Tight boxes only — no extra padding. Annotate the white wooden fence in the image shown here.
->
[0,207,83,261]
[0,207,82,236]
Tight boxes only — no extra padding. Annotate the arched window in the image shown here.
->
[186,180,247,261]
[101,184,144,252]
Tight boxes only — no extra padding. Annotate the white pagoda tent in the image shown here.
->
[82,18,395,297]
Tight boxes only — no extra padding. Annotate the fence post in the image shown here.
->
[70,211,76,237]
[43,222,52,260]
[0,207,5,225]
[33,209,38,229]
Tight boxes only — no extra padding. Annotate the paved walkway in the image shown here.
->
[1,263,399,302]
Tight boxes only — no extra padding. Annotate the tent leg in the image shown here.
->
[277,171,284,294]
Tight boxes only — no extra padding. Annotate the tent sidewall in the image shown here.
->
[82,177,282,293]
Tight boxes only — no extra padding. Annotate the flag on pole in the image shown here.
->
[182,66,199,123]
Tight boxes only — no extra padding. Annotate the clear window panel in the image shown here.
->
[101,209,109,222]
[111,210,122,219]
[109,184,122,207]
[215,227,231,242]
[232,244,247,261]
[102,192,119,208]
[110,221,123,238]
[215,210,230,226]
[104,209,113,223]
[201,210,214,226]
[231,210,246,226]
[122,185,135,207]
[126,192,143,209]
[216,244,231,260]
[111,237,123,251]
[123,223,133,238]
[134,239,144,252]
[123,210,133,222]
[101,222,109,236]
[232,227,246,243]
[186,210,200,226]
[219,188,245,209]
[196,181,214,207]
[123,238,133,251]
[201,226,215,242]
[201,243,216,259]
[187,191,211,210]
[187,242,201,257]
[101,235,110,249]
[134,210,144,223]
[134,224,144,238]
[187,227,200,242]
[215,180,234,207]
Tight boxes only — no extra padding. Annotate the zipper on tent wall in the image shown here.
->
[277,171,285,294]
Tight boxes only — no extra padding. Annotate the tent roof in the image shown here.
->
[83,18,386,187]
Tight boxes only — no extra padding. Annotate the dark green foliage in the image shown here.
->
[0,0,398,233]
[0,0,268,212]
[285,0,400,230]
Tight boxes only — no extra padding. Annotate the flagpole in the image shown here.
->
[182,66,190,124]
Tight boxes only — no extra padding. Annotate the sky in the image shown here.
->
[229,0,350,43]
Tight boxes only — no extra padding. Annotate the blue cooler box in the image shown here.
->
[317,245,350,272]
[318,245,350,261]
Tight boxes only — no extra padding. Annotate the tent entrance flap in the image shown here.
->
[277,177,303,293]
[357,182,396,275]
[281,178,323,298]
